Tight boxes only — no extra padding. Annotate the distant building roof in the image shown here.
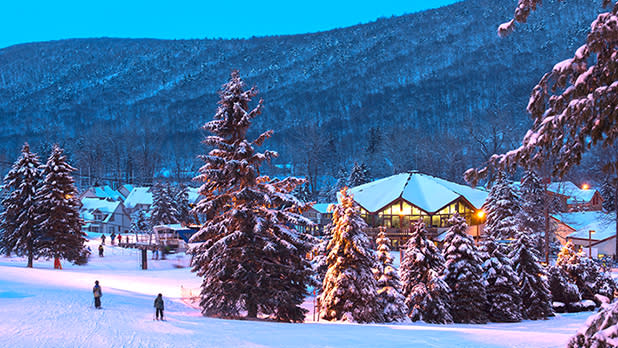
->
[548,181,598,204]
[555,211,616,242]
[80,197,122,223]
[347,171,488,214]
[124,187,153,209]
[187,186,202,205]
[311,203,334,214]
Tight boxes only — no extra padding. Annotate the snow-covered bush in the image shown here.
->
[568,301,618,348]
[374,230,408,322]
[482,239,522,322]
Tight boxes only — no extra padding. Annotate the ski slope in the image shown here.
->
[0,238,594,348]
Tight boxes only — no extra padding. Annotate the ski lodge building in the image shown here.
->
[345,171,488,248]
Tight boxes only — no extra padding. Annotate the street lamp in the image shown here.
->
[475,210,486,244]
[582,183,590,190]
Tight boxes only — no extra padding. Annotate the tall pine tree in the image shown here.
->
[484,171,520,240]
[510,231,553,320]
[174,183,192,225]
[191,71,314,322]
[0,143,43,268]
[347,162,370,188]
[443,213,488,323]
[320,187,383,323]
[519,170,555,255]
[36,145,87,267]
[601,177,616,212]
[482,238,522,322]
[399,220,452,324]
[374,230,408,322]
[149,182,178,226]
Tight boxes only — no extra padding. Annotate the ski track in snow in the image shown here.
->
[0,241,594,348]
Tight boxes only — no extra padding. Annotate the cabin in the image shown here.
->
[346,171,488,248]
[80,185,124,202]
[124,187,154,214]
[548,181,603,212]
[302,203,335,236]
[80,197,131,235]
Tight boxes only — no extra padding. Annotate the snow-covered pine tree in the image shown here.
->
[311,220,333,287]
[320,187,383,323]
[374,230,408,322]
[518,170,552,254]
[174,183,192,225]
[568,301,618,348]
[149,182,178,227]
[36,145,87,267]
[484,171,520,240]
[347,162,370,188]
[482,238,522,322]
[558,243,617,301]
[0,143,43,268]
[399,220,452,324]
[443,213,488,323]
[130,210,149,236]
[510,230,553,320]
[190,71,314,322]
[547,265,581,306]
[601,177,616,212]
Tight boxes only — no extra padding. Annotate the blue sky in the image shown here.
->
[1,0,460,49]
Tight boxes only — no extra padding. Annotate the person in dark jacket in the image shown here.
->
[93,280,102,309]
[154,293,164,320]
[98,244,104,257]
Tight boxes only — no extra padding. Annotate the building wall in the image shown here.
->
[553,221,575,246]
[570,237,616,258]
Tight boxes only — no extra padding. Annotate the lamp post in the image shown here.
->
[589,229,595,258]
[475,210,485,244]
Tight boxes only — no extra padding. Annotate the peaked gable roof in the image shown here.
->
[347,171,488,213]
[124,187,153,209]
[548,181,598,204]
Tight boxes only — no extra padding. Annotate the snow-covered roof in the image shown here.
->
[124,187,153,209]
[311,203,334,214]
[560,211,616,241]
[80,197,122,223]
[347,171,488,213]
[187,186,202,205]
[93,186,123,201]
[548,181,597,204]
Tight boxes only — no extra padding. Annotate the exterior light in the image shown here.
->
[476,210,485,219]
[65,194,73,199]
[581,183,590,190]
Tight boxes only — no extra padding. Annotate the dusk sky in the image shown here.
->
[1,0,461,49]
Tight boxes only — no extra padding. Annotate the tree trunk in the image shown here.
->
[614,178,617,262]
[544,178,550,264]
[246,299,258,319]
[27,239,33,268]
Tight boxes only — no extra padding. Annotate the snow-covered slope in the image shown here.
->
[0,236,594,347]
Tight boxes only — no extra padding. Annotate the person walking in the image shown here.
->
[110,232,116,245]
[118,234,122,245]
[93,280,102,309]
[101,234,106,245]
[154,293,164,320]
[98,244,104,257]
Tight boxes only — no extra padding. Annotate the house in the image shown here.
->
[124,187,154,214]
[346,171,488,247]
[80,197,132,235]
[548,181,603,211]
[118,184,134,200]
[302,203,335,236]
[560,211,617,258]
[80,185,124,202]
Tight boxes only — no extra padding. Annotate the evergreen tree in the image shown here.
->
[311,221,333,287]
[601,177,616,212]
[347,162,370,188]
[292,182,312,203]
[547,265,581,305]
[484,171,520,240]
[399,220,452,324]
[174,183,192,225]
[130,210,150,234]
[518,170,550,254]
[149,182,178,226]
[320,187,383,323]
[36,145,87,267]
[568,301,618,348]
[482,239,522,322]
[191,71,314,322]
[374,230,408,322]
[0,143,43,268]
[510,231,553,320]
[443,213,488,323]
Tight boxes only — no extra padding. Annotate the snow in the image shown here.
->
[80,197,122,222]
[123,187,154,209]
[556,211,616,242]
[0,236,596,347]
[311,203,334,214]
[347,172,488,214]
[548,181,598,204]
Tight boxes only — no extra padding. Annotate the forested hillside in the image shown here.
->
[0,0,602,195]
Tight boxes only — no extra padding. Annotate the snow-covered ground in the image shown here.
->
[0,236,594,348]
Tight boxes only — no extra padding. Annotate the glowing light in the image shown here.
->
[581,183,590,190]
[476,210,485,219]
[65,194,73,199]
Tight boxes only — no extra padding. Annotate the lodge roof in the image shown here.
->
[347,171,488,214]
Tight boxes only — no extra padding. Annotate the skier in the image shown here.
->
[101,234,106,245]
[98,244,104,257]
[93,280,102,309]
[153,246,159,260]
[154,293,164,320]
[118,234,122,245]
[110,232,116,245]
